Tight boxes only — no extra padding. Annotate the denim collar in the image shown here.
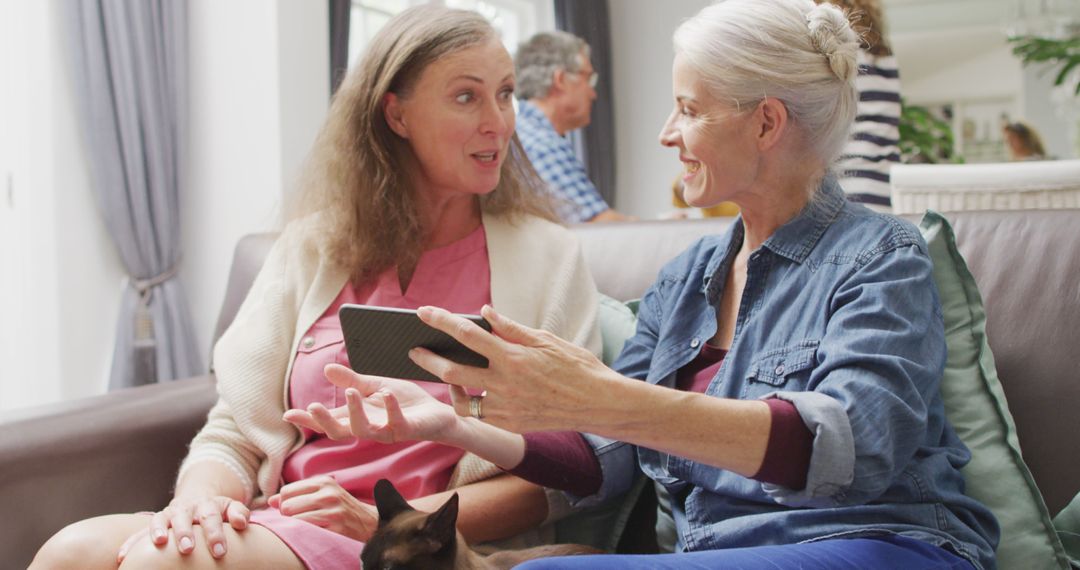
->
[701,176,847,297]
[761,175,847,264]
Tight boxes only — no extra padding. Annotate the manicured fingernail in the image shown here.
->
[179,536,194,552]
[213,543,226,557]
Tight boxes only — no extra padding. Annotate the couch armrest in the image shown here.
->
[0,375,217,569]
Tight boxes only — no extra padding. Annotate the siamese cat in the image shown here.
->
[362,478,603,569]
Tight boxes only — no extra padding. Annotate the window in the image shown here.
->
[445,0,540,52]
[347,0,552,67]
[348,0,410,63]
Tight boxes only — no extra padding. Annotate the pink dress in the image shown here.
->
[249,225,492,569]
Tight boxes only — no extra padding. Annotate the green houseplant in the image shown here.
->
[899,100,960,163]
[1009,35,1080,95]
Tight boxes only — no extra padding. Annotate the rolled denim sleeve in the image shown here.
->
[764,242,946,507]
[759,390,854,507]
[564,434,637,508]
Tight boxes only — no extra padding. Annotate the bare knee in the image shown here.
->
[118,524,305,570]
[117,534,199,569]
[31,517,126,570]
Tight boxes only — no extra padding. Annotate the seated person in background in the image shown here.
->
[289,1,999,568]
[515,31,633,223]
[30,6,600,570]
[819,0,901,212]
[1004,120,1049,161]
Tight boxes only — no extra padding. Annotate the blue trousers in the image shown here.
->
[515,535,974,569]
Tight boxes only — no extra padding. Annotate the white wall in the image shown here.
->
[0,0,121,411]
[1022,64,1075,160]
[609,0,709,219]
[1,0,67,410]
[900,41,1021,105]
[182,0,329,362]
[277,0,332,200]
[0,0,17,408]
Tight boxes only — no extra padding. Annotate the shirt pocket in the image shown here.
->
[291,325,346,410]
[742,339,819,399]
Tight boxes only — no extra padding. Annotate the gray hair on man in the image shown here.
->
[514,31,591,100]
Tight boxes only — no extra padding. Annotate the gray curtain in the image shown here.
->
[64,0,202,389]
[329,0,351,94]
[555,0,617,207]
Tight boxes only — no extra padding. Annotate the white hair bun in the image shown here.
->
[806,3,859,82]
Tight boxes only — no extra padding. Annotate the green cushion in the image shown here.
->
[597,293,638,366]
[920,210,1070,569]
[1053,493,1080,567]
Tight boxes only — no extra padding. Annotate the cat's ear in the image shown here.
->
[422,492,460,547]
[373,478,414,524]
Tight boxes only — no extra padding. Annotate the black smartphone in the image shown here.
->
[338,304,492,383]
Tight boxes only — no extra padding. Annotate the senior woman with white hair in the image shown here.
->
[288,0,998,567]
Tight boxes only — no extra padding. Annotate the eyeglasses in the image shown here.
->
[571,69,599,89]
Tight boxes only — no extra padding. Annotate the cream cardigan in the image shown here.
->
[178,211,601,506]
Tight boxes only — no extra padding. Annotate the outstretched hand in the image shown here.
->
[410,304,616,433]
[283,363,464,445]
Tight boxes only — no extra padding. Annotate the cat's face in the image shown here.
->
[361,479,460,570]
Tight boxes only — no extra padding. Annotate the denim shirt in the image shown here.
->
[578,179,998,569]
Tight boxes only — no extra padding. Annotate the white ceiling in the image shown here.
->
[892,26,1011,84]
[883,0,1014,84]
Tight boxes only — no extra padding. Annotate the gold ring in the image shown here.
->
[469,395,484,419]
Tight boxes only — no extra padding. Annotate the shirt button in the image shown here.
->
[690,338,701,349]
[774,364,786,376]
[302,336,315,349]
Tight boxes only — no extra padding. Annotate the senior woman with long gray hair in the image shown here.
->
[289,0,999,567]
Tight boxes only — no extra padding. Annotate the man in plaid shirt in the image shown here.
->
[515,32,632,223]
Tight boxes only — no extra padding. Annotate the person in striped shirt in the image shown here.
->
[820,0,901,211]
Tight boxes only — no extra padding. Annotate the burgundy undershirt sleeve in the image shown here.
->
[752,397,814,490]
[508,431,603,497]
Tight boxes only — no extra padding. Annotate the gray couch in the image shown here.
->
[3,209,1078,569]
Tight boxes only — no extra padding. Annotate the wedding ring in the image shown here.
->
[469,395,484,419]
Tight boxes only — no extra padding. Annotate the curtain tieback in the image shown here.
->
[132,261,181,298]
[130,261,180,342]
